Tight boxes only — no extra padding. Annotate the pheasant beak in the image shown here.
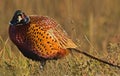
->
[18,15,22,22]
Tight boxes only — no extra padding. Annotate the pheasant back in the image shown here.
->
[26,16,69,59]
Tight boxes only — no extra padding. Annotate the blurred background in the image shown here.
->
[0,0,120,76]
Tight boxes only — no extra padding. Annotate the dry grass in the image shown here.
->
[0,37,120,76]
[0,0,120,76]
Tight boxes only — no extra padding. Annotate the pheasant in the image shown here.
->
[9,10,120,69]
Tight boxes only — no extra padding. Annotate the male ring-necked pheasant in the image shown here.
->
[9,10,120,69]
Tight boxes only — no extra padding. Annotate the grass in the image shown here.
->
[0,36,120,76]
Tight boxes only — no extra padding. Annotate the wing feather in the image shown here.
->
[34,16,77,49]
[47,24,77,49]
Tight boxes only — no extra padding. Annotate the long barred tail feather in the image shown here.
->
[68,48,120,69]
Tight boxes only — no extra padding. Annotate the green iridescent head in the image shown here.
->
[10,10,30,26]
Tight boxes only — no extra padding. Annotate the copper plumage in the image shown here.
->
[9,10,77,68]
